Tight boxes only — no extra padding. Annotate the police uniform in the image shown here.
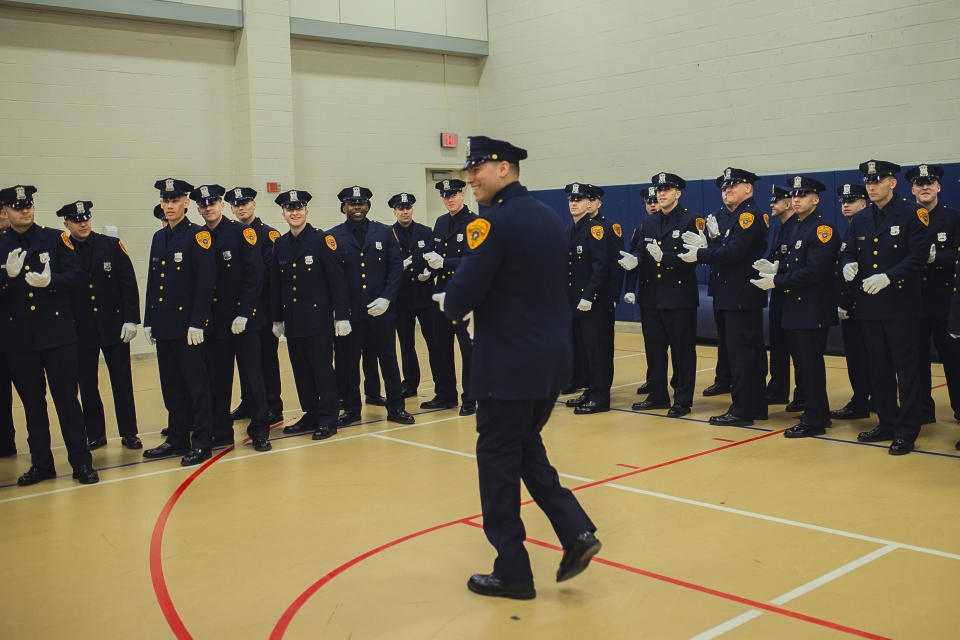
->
[142,178,217,466]
[695,168,769,425]
[227,187,284,423]
[329,186,413,425]
[631,173,700,416]
[839,160,928,454]
[272,189,348,440]
[623,185,658,395]
[761,177,840,437]
[704,199,734,397]
[443,137,598,595]
[589,185,624,403]
[389,192,437,398]
[423,178,477,413]
[0,347,14,457]
[59,201,142,450]
[0,185,98,485]
[907,165,960,423]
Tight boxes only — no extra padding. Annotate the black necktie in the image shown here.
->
[872,205,883,229]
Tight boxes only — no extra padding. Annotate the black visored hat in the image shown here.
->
[337,185,373,203]
[189,184,226,207]
[435,179,466,198]
[275,189,312,209]
[770,184,791,203]
[652,172,686,190]
[904,164,943,185]
[0,184,37,209]
[388,192,416,208]
[155,178,194,199]
[462,135,528,169]
[858,159,900,182]
[715,167,759,189]
[56,200,93,222]
[226,186,258,206]
[786,175,826,196]
[837,183,868,201]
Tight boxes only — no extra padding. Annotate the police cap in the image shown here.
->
[904,164,943,186]
[0,185,37,209]
[770,184,791,204]
[275,189,312,209]
[837,183,868,202]
[435,179,466,198]
[786,175,826,197]
[564,182,595,201]
[858,159,900,183]
[154,178,194,199]
[56,200,93,222]
[337,185,373,204]
[153,204,165,220]
[641,186,658,203]
[189,184,226,207]
[388,192,416,208]
[462,135,527,169]
[226,186,258,206]
[652,172,686,190]
[715,167,759,189]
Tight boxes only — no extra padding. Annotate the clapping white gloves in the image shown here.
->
[187,327,204,346]
[678,245,699,263]
[5,248,26,278]
[272,321,285,338]
[335,320,352,336]
[645,243,663,262]
[403,256,413,270]
[417,268,432,282]
[842,262,859,282]
[623,293,636,305]
[752,259,779,275]
[862,273,891,295]
[838,307,849,320]
[617,250,639,270]
[144,326,156,345]
[231,316,248,334]
[681,230,707,249]
[706,214,720,239]
[120,322,138,343]
[432,292,446,312]
[750,273,776,290]
[367,297,390,317]
[24,262,51,288]
[928,244,936,264]
[424,251,443,269]
[577,298,593,312]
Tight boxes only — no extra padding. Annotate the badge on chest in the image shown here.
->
[938,232,947,242]
[417,240,425,248]
[222,250,232,261]
[103,262,112,272]
[795,240,802,249]
[305,255,314,265]
[375,241,382,250]
[576,245,583,254]
[672,230,680,238]
[890,226,900,236]
[174,252,183,263]
[456,233,464,243]
[39,252,50,264]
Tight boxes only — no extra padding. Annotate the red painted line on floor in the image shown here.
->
[931,382,948,390]
[712,437,737,443]
[616,463,641,469]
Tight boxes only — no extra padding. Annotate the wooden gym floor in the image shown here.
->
[1,330,958,639]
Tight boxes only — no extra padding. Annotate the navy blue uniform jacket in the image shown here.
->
[249,216,280,323]
[328,220,402,321]
[920,202,960,317]
[698,198,769,311]
[207,218,264,338]
[393,220,435,311]
[429,206,478,293]
[593,213,625,308]
[567,215,609,317]
[635,206,701,310]
[772,211,840,330]
[68,231,140,348]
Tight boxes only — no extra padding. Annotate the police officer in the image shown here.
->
[681,168,769,426]
[191,184,271,452]
[563,182,611,414]
[142,178,217,466]
[832,183,873,420]
[620,185,659,396]
[270,189,348,440]
[0,203,16,458]
[906,165,960,423]
[701,186,734,398]
[840,160,928,455]
[422,178,478,415]
[59,200,142,450]
[0,185,98,485]
[226,186,284,425]
[440,136,600,600]
[389,192,436,398]
[585,185,623,403]
[329,186,414,426]
[751,176,840,437]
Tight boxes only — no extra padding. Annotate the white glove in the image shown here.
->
[272,321,284,338]
[335,320,352,336]
[750,273,776,290]
[24,262,51,288]
[231,316,248,334]
[403,256,413,270]
[679,246,699,263]
[623,293,636,304]
[417,268,431,282]
[752,259,779,275]
[646,242,663,262]
[681,230,708,249]
[617,250,639,270]
[706,214,720,239]
[862,273,891,295]
[432,292,446,312]
[577,298,592,311]
[367,297,390,317]
[424,251,443,269]
[838,307,849,320]
[120,322,138,343]
[144,326,156,345]
[187,327,205,345]
[928,244,936,264]
[842,262,858,282]
[5,248,25,278]
[464,311,474,340]
[951,334,960,339]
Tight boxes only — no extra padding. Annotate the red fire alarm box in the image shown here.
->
[266,182,280,193]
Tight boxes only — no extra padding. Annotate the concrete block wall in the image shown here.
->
[290,0,487,40]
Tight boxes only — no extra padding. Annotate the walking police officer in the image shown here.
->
[0,185,98,485]
[142,178,217,466]
[59,200,142,450]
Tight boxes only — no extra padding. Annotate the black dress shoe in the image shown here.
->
[857,426,894,443]
[784,423,826,438]
[574,400,609,415]
[636,382,651,395]
[557,531,602,582]
[143,442,187,459]
[830,404,870,420]
[387,410,416,424]
[17,465,57,486]
[420,397,459,410]
[86,435,108,450]
[181,447,212,466]
[632,398,670,411]
[560,385,583,395]
[467,573,536,600]
[921,415,937,425]
[754,412,769,421]
[337,411,362,427]
[312,425,338,440]
[283,415,317,434]
[459,402,477,416]
[400,385,418,399]
[230,404,249,421]
[268,412,284,425]
[565,393,589,408]
[121,436,143,450]
[251,437,272,452]
[955,440,960,451]
[72,464,100,484]
[365,394,387,406]
[708,413,753,427]
[667,405,691,418]
[702,382,730,397]
[212,435,235,448]
[888,439,915,455]
[784,399,808,413]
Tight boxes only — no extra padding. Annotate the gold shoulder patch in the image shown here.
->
[118,239,129,256]
[268,230,280,243]
[243,228,257,246]
[61,231,74,250]
[590,224,604,241]
[612,223,622,238]
[917,207,929,226]
[325,234,337,251]
[196,230,211,250]
[816,225,833,244]
[763,213,770,228]
[392,228,399,242]
[739,212,755,229]
[467,218,491,250]
[695,217,705,233]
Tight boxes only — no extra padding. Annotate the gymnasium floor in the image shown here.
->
[1,330,958,639]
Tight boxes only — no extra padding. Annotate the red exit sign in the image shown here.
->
[441,132,458,148]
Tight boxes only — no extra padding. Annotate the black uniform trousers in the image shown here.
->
[396,305,435,393]
[6,345,92,471]
[723,309,767,419]
[156,339,212,449]
[860,318,923,442]
[362,345,382,398]
[840,318,871,412]
[287,335,338,429]
[238,324,283,418]
[78,342,138,441]
[713,306,731,386]
[572,314,611,405]
[432,314,472,403]
[208,331,270,442]
[789,328,830,427]
[475,394,595,582]
[606,309,616,388]
[642,307,697,407]
[767,294,804,403]
[919,314,960,421]
[336,314,404,414]
[0,356,15,454]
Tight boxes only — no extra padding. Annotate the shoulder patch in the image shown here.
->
[117,239,129,256]
[763,213,770,228]
[917,207,929,226]
[466,218,491,250]
[816,225,833,244]
[325,234,337,251]
[590,224,604,241]
[695,217,705,233]
[612,223,622,238]
[738,212,755,230]
[242,227,257,246]
[61,231,74,250]
[196,230,212,250]
[268,230,280,243]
